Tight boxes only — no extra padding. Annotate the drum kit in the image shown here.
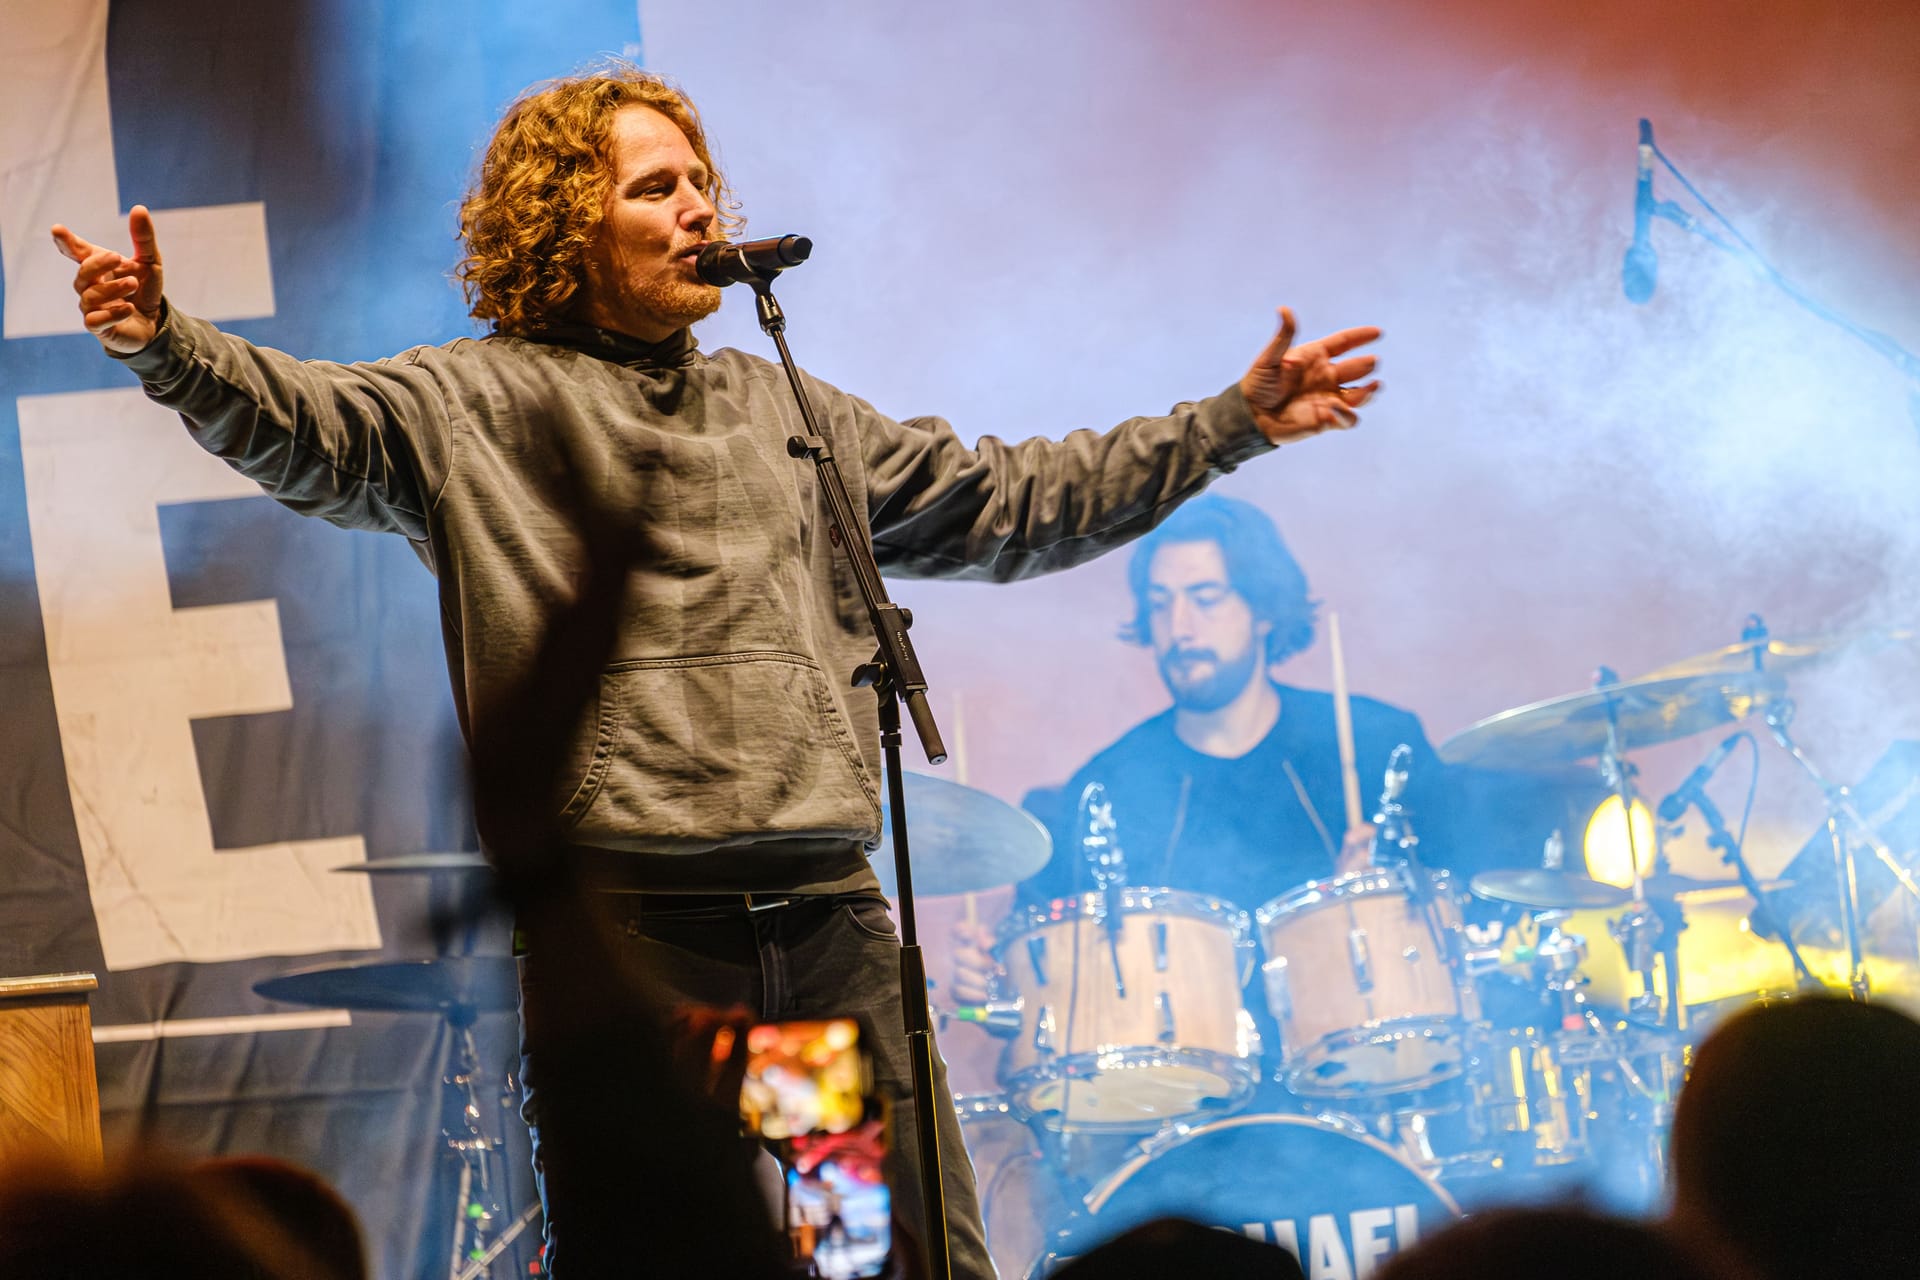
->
[944,621,1920,1278]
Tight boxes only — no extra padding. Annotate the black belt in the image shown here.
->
[611,891,845,919]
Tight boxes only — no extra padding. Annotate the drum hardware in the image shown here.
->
[1348,929,1375,992]
[1760,695,1920,999]
[1262,956,1292,1024]
[1461,1025,1591,1170]
[1078,783,1131,1000]
[1026,936,1050,986]
[940,999,1025,1036]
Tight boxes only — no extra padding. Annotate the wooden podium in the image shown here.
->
[0,973,102,1165]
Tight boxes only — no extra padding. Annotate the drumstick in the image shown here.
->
[1329,611,1364,833]
[954,691,978,929]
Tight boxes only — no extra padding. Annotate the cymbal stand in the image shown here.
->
[1762,697,1920,999]
[1594,669,1685,1034]
[441,1004,532,1280]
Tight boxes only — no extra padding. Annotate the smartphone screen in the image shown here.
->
[738,1017,870,1141]
[787,1120,891,1280]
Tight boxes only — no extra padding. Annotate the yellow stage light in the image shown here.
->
[1583,795,1656,888]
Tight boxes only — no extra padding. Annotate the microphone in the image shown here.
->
[1656,731,1743,823]
[1622,119,1659,305]
[695,234,812,287]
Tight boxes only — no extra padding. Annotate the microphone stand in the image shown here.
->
[1641,129,1920,437]
[746,276,955,1280]
[1682,783,1817,988]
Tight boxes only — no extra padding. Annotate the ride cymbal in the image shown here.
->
[1440,671,1787,769]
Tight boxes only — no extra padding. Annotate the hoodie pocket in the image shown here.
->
[558,650,880,848]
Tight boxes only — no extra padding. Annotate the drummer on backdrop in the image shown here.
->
[951,494,1454,1003]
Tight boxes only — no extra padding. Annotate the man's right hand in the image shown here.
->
[50,205,165,354]
[949,921,1000,1007]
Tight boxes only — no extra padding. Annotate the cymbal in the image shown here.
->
[1439,670,1786,769]
[332,853,490,875]
[1639,627,1914,683]
[1472,867,1792,911]
[1647,873,1792,897]
[869,772,1052,899]
[1471,869,1632,910]
[253,957,518,1016]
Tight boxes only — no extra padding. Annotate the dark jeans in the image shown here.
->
[518,891,996,1279]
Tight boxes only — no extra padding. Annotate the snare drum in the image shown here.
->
[1256,870,1478,1097]
[997,888,1260,1129]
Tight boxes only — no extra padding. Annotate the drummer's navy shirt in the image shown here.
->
[1018,683,1454,917]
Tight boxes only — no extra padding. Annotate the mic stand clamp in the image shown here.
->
[749,275,954,1280]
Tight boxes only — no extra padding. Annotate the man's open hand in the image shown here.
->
[50,205,164,354]
[1241,307,1382,444]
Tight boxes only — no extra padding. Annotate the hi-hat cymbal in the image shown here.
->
[1440,670,1787,770]
[1471,869,1632,910]
[1472,867,1792,910]
[1638,627,1914,683]
[332,853,490,875]
[870,772,1051,899]
[253,957,518,1016]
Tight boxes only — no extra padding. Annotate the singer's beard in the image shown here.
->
[1159,644,1261,713]
[635,276,722,333]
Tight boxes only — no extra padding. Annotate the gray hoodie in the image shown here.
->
[118,308,1271,893]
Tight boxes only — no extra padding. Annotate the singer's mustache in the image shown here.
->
[1162,648,1219,669]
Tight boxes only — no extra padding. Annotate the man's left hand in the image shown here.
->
[1241,307,1382,444]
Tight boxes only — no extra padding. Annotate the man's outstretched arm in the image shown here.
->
[49,206,452,540]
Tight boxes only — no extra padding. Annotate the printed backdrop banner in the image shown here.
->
[0,3,646,1274]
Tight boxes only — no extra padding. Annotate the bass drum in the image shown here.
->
[1035,1113,1460,1276]
[955,1095,1066,1280]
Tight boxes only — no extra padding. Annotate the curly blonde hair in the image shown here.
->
[456,62,742,335]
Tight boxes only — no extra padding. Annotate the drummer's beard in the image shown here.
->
[1158,642,1261,713]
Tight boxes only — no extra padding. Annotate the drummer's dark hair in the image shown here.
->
[1121,495,1318,664]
